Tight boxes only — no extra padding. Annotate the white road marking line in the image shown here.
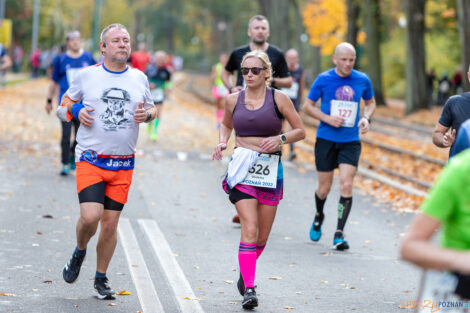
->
[176,152,188,161]
[139,219,205,313]
[118,218,164,313]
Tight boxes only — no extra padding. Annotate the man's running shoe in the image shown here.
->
[232,214,240,224]
[242,287,258,310]
[309,213,324,242]
[333,231,350,251]
[94,277,116,300]
[60,165,70,176]
[237,272,245,296]
[62,251,85,283]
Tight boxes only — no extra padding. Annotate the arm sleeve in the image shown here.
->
[438,98,454,127]
[362,76,375,101]
[307,78,323,103]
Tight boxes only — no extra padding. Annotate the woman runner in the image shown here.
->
[212,50,305,309]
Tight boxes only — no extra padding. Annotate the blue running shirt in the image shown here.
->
[52,51,96,102]
[307,69,374,142]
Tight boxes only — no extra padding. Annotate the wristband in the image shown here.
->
[229,87,234,94]
[363,116,371,124]
[218,141,227,146]
[47,98,52,104]
[71,103,85,120]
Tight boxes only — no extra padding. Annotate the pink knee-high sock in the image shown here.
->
[256,244,266,259]
[238,242,257,289]
[216,109,224,123]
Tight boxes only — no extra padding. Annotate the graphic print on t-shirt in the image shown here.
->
[99,88,134,131]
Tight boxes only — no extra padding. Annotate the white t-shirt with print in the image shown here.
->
[66,63,154,161]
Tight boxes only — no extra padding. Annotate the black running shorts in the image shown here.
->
[314,138,361,172]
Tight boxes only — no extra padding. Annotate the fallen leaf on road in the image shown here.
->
[321,280,328,284]
[269,277,282,280]
[107,303,117,306]
[284,237,292,240]
[42,214,53,219]
[0,293,15,296]
[37,231,43,235]
[116,290,131,295]
[184,296,203,301]
[295,292,302,295]
[223,280,233,284]
[284,306,295,309]
[322,252,332,256]
[229,301,238,304]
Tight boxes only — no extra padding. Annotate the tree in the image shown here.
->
[403,0,427,113]
[364,0,385,105]
[457,0,470,92]
[346,0,360,49]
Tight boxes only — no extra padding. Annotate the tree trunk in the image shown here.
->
[257,0,269,17]
[346,0,360,48]
[312,45,322,80]
[364,0,385,105]
[291,0,304,65]
[403,0,427,114]
[457,0,470,92]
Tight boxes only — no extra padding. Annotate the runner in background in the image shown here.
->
[211,53,229,128]
[212,50,305,309]
[304,42,376,250]
[221,14,292,224]
[145,50,172,141]
[432,65,470,159]
[45,31,96,176]
[0,43,12,87]
[130,42,150,72]
[281,48,305,161]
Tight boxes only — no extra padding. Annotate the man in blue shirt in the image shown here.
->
[45,31,96,175]
[304,42,376,250]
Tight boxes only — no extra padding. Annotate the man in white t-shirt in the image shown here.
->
[57,23,156,300]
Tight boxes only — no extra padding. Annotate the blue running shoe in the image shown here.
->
[60,165,70,176]
[333,232,350,251]
[70,155,76,170]
[309,213,324,242]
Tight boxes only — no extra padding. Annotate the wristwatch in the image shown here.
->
[279,134,287,144]
[145,111,152,122]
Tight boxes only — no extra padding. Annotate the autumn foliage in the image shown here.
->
[302,0,347,55]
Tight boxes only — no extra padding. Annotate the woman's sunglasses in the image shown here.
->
[240,67,266,75]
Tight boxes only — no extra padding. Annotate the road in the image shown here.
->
[0,78,421,313]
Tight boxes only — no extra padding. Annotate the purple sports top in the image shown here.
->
[233,87,283,137]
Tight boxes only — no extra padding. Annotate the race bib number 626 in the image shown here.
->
[241,154,279,189]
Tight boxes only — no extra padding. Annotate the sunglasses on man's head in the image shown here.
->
[240,67,266,75]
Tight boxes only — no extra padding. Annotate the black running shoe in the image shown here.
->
[62,252,85,283]
[242,287,258,310]
[333,231,350,251]
[237,272,245,296]
[94,277,116,300]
